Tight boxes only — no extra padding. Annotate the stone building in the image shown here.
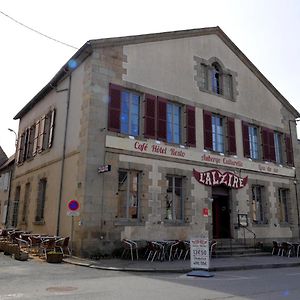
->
[9,27,300,256]
[0,147,14,228]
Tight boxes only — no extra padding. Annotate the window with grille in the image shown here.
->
[117,170,139,220]
[165,176,184,221]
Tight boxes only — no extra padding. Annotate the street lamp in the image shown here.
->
[8,128,17,147]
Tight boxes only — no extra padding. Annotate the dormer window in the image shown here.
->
[194,56,236,101]
[212,63,221,94]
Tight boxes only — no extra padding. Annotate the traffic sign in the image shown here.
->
[67,211,80,217]
[68,200,79,211]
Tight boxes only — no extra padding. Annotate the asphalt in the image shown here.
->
[63,254,300,273]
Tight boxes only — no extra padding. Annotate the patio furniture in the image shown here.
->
[121,239,139,261]
[272,241,281,255]
[210,240,218,258]
[146,241,163,262]
[280,242,293,257]
[40,238,56,257]
[28,236,42,254]
[55,237,71,256]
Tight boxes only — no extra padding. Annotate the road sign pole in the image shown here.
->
[70,215,74,256]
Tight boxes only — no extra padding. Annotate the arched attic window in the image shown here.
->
[211,62,222,95]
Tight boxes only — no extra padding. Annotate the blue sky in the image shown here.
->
[1,0,299,156]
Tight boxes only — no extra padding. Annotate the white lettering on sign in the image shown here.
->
[193,169,248,189]
[190,237,210,270]
[105,136,295,178]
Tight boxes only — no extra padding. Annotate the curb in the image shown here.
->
[63,258,300,273]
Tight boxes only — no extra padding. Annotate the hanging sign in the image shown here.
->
[202,208,209,217]
[193,169,248,189]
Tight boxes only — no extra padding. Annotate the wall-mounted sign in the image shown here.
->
[98,164,111,173]
[106,136,295,178]
[238,213,248,227]
[193,169,248,189]
[202,208,209,217]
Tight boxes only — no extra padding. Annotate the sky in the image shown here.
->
[1,0,300,157]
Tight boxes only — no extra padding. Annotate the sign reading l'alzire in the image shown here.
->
[193,169,248,189]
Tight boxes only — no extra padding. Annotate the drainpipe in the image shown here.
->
[56,74,72,236]
[288,119,300,239]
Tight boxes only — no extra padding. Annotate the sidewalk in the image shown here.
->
[63,255,300,273]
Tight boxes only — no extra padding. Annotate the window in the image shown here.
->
[211,63,221,94]
[108,84,140,136]
[252,186,264,223]
[274,132,283,164]
[22,183,30,224]
[16,109,56,165]
[120,90,140,136]
[35,178,47,222]
[167,103,181,144]
[118,170,139,220]
[12,186,21,227]
[212,115,224,153]
[165,176,184,221]
[199,64,208,90]
[278,189,289,223]
[203,111,236,154]
[249,126,259,159]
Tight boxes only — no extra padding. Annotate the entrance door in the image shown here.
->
[212,187,231,239]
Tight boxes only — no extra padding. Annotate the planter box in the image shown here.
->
[46,252,63,263]
[15,250,29,261]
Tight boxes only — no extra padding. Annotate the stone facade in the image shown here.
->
[9,27,300,257]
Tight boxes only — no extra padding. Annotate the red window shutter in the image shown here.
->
[261,127,270,161]
[144,94,156,139]
[285,134,294,165]
[186,105,196,147]
[203,110,212,150]
[108,83,121,132]
[227,117,236,155]
[269,130,276,162]
[156,97,167,141]
[242,121,250,157]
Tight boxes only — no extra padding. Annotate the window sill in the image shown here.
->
[114,220,145,226]
[252,222,268,227]
[33,220,45,225]
[163,220,188,226]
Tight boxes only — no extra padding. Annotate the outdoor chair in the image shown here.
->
[28,236,42,254]
[169,241,189,261]
[280,242,293,257]
[55,237,71,256]
[121,239,139,261]
[210,240,218,259]
[293,243,300,258]
[272,241,281,255]
[40,238,56,257]
[15,237,30,253]
[145,241,163,262]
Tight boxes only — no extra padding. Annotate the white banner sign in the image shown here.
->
[190,237,210,270]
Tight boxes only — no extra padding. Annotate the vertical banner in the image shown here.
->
[190,236,210,270]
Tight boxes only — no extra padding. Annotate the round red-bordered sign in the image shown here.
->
[68,200,79,211]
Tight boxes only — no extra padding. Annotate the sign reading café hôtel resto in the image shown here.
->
[105,136,295,178]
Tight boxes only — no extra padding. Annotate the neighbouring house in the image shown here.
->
[8,27,300,256]
[0,147,14,228]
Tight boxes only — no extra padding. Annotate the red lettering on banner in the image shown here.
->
[193,169,248,189]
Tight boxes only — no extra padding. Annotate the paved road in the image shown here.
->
[1,254,300,299]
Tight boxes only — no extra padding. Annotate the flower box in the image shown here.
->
[15,250,29,261]
[46,252,63,263]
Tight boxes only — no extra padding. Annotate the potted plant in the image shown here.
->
[46,251,63,263]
